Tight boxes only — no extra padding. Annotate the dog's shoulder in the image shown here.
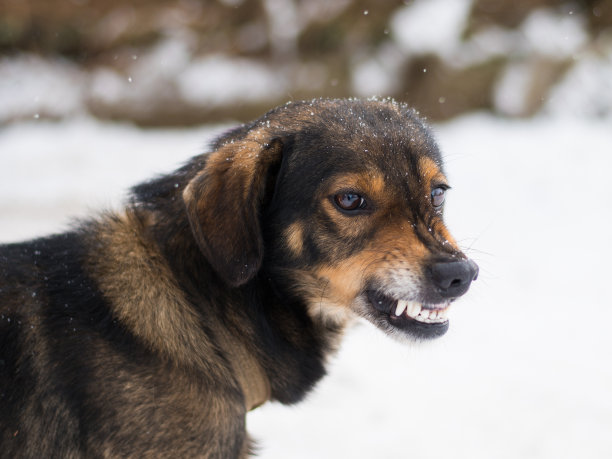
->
[0,213,251,455]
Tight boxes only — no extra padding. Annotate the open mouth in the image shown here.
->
[366,290,450,339]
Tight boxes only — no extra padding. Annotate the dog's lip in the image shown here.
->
[366,290,451,325]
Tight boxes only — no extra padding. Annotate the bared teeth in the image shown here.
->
[407,302,421,318]
[394,301,450,323]
[416,304,451,323]
[384,296,451,324]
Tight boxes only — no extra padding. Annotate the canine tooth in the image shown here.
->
[395,300,408,317]
[407,302,421,318]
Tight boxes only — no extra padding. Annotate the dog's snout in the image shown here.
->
[429,259,478,299]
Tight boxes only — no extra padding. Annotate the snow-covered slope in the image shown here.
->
[1,113,611,458]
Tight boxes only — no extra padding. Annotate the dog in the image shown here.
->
[0,98,478,457]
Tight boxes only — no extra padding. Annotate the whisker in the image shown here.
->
[461,247,495,258]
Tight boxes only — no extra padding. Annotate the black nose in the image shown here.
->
[429,259,479,299]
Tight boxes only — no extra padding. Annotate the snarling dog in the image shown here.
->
[0,98,477,457]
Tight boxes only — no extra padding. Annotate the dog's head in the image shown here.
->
[183,99,478,341]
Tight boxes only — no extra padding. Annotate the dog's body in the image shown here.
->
[0,98,477,457]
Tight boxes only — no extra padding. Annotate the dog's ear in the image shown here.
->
[183,135,283,286]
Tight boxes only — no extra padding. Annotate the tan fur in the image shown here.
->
[182,135,283,286]
[284,221,305,257]
[418,156,447,187]
[84,210,226,376]
[312,225,429,304]
[0,98,476,457]
[214,324,270,411]
[82,211,256,456]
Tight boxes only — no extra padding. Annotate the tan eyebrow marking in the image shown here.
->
[417,156,448,187]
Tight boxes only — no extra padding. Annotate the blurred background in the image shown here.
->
[1,0,611,125]
[1,1,612,458]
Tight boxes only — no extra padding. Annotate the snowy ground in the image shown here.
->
[1,112,611,458]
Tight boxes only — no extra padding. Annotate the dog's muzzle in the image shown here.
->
[363,258,478,340]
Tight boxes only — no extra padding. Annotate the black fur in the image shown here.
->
[1,98,476,457]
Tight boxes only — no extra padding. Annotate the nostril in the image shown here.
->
[429,259,478,298]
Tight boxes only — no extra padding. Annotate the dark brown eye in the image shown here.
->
[334,193,366,212]
[431,187,446,208]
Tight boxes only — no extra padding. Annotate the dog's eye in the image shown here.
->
[334,193,367,212]
[431,187,446,208]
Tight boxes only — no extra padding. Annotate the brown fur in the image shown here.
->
[0,98,477,457]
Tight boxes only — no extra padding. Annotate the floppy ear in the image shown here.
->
[183,134,283,286]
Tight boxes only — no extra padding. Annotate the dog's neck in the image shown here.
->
[214,320,271,410]
[129,183,342,406]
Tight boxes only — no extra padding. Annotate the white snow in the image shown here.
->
[390,3,588,67]
[544,47,612,118]
[263,0,300,57]
[493,60,535,116]
[177,55,288,107]
[351,43,404,97]
[520,8,588,59]
[391,0,473,58]
[89,35,288,110]
[0,34,288,124]
[0,54,86,123]
[1,110,611,458]
[0,118,225,240]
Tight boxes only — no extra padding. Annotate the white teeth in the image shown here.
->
[386,297,450,324]
[416,305,450,323]
[395,300,408,316]
[407,302,421,318]
[413,304,449,323]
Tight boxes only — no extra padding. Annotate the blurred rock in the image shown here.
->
[468,0,559,30]
[402,55,506,120]
[584,0,612,34]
